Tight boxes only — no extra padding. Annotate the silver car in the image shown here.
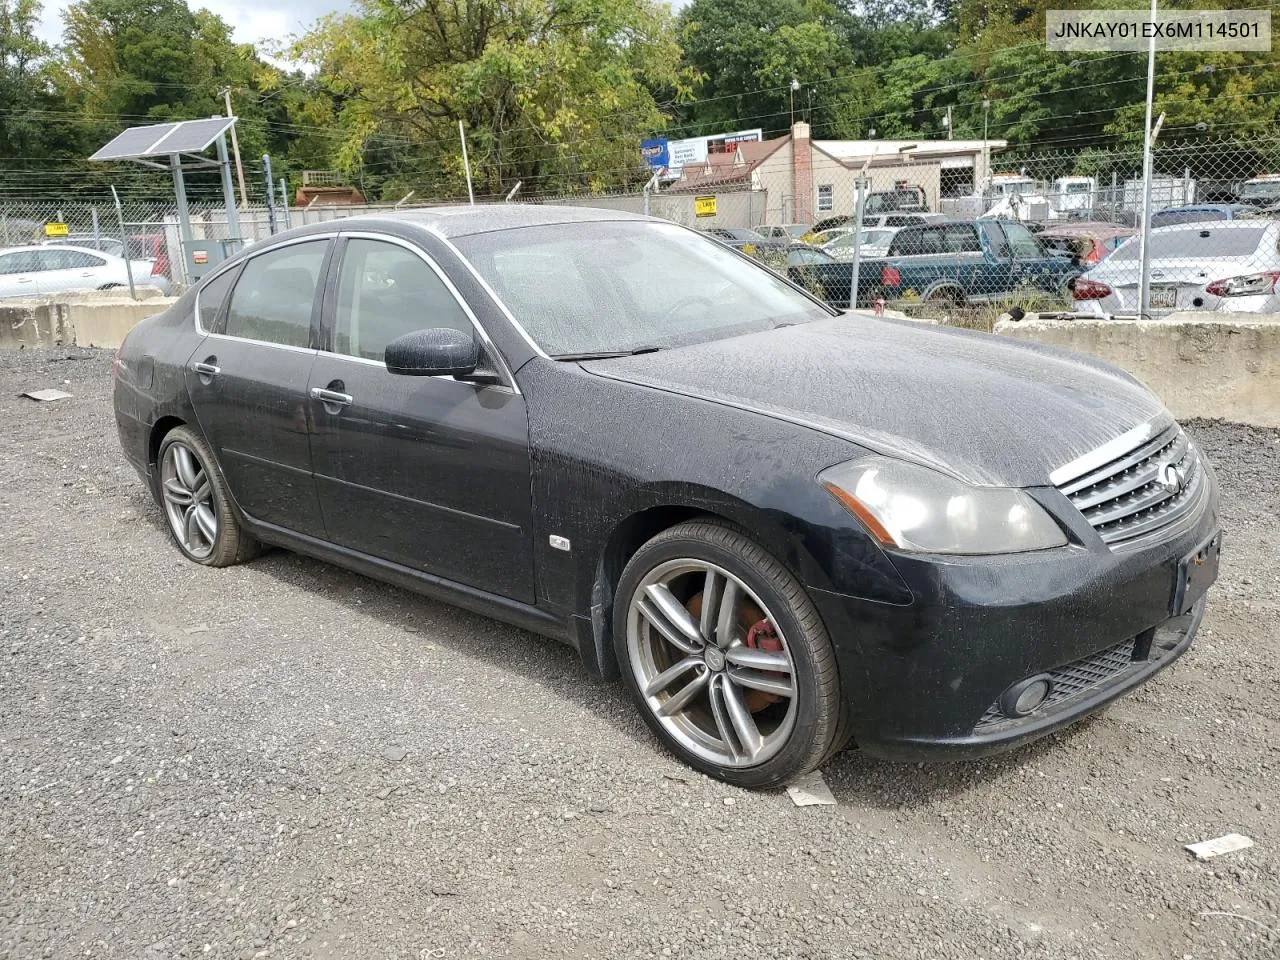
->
[1073,221,1280,316]
[821,227,899,262]
[0,244,171,299]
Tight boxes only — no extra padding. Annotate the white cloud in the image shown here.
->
[35,0,352,48]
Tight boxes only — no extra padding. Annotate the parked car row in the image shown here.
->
[723,201,1280,315]
[0,242,171,299]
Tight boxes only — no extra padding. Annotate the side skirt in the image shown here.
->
[241,515,573,647]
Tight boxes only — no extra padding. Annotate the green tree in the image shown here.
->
[0,0,65,163]
[54,0,310,191]
[677,0,859,138]
[292,0,689,200]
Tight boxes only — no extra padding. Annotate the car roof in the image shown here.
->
[292,204,652,241]
[1039,222,1135,237]
[0,243,113,255]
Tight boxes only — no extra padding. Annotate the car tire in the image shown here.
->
[614,519,843,789]
[155,425,260,567]
[924,286,964,306]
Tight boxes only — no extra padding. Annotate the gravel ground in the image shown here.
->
[1,347,1277,960]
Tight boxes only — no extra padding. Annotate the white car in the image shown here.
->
[756,223,811,241]
[1072,221,1280,316]
[821,227,899,262]
[0,244,170,299]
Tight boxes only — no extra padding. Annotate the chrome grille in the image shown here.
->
[1055,423,1203,547]
[975,637,1138,731]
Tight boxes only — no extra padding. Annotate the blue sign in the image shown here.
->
[641,139,669,169]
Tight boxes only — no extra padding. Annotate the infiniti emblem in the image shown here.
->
[1157,461,1185,496]
[704,646,726,672]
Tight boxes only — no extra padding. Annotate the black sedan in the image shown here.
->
[113,206,1221,788]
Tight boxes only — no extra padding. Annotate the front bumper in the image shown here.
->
[810,489,1220,761]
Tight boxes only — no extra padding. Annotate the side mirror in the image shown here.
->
[385,328,481,378]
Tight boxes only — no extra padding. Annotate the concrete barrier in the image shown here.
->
[1,294,177,350]
[995,314,1280,427]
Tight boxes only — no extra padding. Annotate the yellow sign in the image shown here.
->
[44,222,69,237]
[694,196,717,218]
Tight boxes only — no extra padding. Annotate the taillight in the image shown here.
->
[150,259,164,277]
[1205,270,1280,297]
[881,265,902,286]
[1072,278,1112,300]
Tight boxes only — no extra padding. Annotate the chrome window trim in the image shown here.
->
[203,332,318,357]
[194,234,329,337]
[334,230,519,392]
[1048,413,1177,487]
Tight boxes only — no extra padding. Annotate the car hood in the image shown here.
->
[584,315,1166,487]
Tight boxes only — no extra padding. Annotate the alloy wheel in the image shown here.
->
[160,441,217,559]
[626,559,798,768]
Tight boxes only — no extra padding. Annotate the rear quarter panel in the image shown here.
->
[113,290,205,478]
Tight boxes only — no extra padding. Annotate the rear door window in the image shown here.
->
[225,241,328,348]
[37,249,105,271]
[888,228,924,256]
[943,224,982,253]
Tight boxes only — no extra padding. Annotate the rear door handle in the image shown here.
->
[191,361,221,376]
[310,387,353,407]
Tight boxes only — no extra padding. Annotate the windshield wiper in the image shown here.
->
[551,346,661,361]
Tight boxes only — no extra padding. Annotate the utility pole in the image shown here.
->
[1137,0,1159,318]
[263,154,278,236]
[982,98,991,197]
[222,87,249,208]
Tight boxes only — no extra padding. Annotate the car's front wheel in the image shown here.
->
[614,520,843,788]
[156,425,259,567]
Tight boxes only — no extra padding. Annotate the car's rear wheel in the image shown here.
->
[614,520,842,788]
[924,286,965,307]
[156,425,259,567]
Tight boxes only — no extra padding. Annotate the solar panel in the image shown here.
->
[89,123,180,161]
[155,117,238,154]
[89,117,238,162]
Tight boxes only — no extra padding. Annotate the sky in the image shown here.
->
[35,0,353,49]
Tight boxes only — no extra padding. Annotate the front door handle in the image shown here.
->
[310,386,353,410]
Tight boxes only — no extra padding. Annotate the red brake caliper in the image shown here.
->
[743,618,784,709]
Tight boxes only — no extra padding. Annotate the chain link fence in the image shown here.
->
[4,133,1279,316]
[530,132,1280,324]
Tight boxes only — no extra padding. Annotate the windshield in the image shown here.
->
[454,221,832,356]
[1108,226,1268,261]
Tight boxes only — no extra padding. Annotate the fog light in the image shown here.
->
[999,675,1053,718]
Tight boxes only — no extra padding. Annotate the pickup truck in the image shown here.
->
[852,219,1080,308]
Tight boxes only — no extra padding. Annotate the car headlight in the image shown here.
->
[819,456,1067,555]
